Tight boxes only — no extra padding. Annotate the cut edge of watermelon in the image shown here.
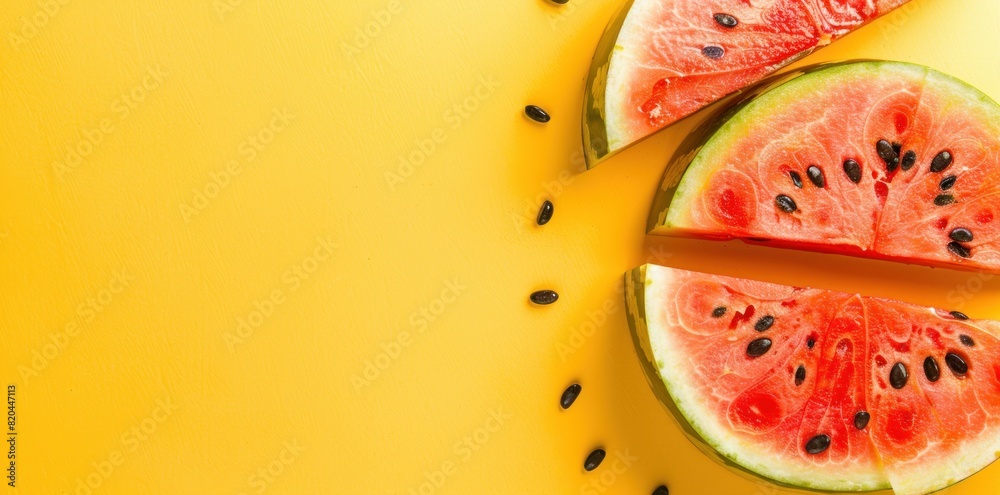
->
[647,60,1000,272]
[624,264,892,492]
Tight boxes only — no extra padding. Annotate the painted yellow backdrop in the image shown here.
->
[2,0,1000,493]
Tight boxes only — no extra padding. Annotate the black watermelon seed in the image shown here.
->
[935,195,955,206]
[806,165,825,188]
[876,140,899,171]
[940,175,957,190]
[550,0,570,4]
[560,383,582,409]
[652,485,670,495]
[789,171,803,188]
[890,362,908,389]
[843,159,862,184]
[854,411,871,430]
[947,242,971,259]
[713,13,738,28]
[900,150,917,171]
[794,365,806,386]
[702,45,725,59]
[712,306,727,318]
[536,200,554,225]
[747,338,772,357]
[923,356,940,382]
[960,334,975,347]
[949,228,973,243]
[524,105,550,123]
[945,353,968,375]
[584,449,606,471]
[930,150,953,173]
[951,311,970,321]
[754,315,775,332]
[530,290,558,305]
[805,434,831,454]
[807,338,816,349]
[776,195,797,213]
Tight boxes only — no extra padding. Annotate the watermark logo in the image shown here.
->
[384,75,501,191]
[351,279,466,392]
[52,65,169,181]
[341,0,405,57]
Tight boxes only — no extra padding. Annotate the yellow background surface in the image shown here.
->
[2,0,1000,493]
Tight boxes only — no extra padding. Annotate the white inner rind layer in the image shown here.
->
[636,264,1000,495]
[603,0,657,153]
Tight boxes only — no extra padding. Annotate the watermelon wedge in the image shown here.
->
[583,0,911,167]
[649,61,1000,273]
[626,264,1000,495]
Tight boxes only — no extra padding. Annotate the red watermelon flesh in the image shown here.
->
[583,0,911,167]
[651,61,1000,273]
[626,264,1000,494]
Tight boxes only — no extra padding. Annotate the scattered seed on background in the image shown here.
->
[940,175,957,190]
[530,290,559,305]
[789,171,803,188]
[524,105,551,123]
[652,485,670,495]
[930,150,953,173]
[949,228,973,243]
[713,12,738,27]
[900,150,917,171]
[854,411,871,430]
[924,356,941,382]
[806,165,825,188]
[550,0,569,4]
[947,242,971,259]
[537,200,554,225]
[935,194,955,206]
[890,362,908,389]
[946,353,968,375]
[754,315,775,332]
[795,365,806,386]
[843,159,862,184]
[951,311,970,321]
[805,434,831,454]
[876,140,899,171]
[584,449,606,471]
[747,338,772,357]
[560,384,582,409]
[702,45,725,59]
[960,335,975,347]
[712,306,727,318]
[776,195,797,213]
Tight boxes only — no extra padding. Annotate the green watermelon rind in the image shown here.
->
[582,0,635,168]
[625,264,892,493]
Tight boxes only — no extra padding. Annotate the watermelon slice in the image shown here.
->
[583,0,911,167]
[626,264,1000,495]
[649,61,1000,273]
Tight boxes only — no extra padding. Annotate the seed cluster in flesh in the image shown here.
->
[708,295,986,457]
[769,135,975,261]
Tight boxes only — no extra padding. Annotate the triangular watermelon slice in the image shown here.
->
[583,0,911,167]
[626,264,1000,495]
[649,61,1000,273]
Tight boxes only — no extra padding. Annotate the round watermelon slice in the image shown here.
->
[583,0,911,167]
[626,264,1000,495]
[649,61,1000,273]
